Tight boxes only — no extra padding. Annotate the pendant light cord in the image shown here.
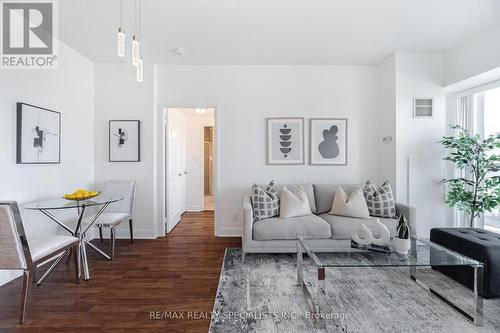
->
[138,0,142,39]
[120,0,123,28]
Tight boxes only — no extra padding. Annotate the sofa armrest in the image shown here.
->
[395,202,417,236]
[242,195,254,250]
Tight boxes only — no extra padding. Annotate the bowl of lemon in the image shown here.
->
[63,189,100,201]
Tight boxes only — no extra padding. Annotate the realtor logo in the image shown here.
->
[1,0,58,68]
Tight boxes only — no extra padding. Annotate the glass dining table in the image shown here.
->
[24,195,124,281]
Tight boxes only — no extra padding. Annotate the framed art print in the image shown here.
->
[310,118,347,165]
[16,102,61,164]
[266,117,304,165]
[109,120,141,162]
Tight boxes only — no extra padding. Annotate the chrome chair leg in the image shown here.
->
[99,226,103,243]
[129,219,134,244]
[32,266,37,283]
[110,227,116,261]
[20,269,32,324]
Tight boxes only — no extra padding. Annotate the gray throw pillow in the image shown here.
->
[251,181,279,221]
[363,180,396,218]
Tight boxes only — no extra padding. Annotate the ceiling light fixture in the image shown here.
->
[195,108,207,114]
[117,0,125,57]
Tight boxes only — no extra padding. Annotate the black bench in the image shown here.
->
[430,228,500,298]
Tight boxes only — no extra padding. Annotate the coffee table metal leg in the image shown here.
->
[297,240,325,328]
[410,264,484,327]
[317,267,326,314]
[474,265,484,327]
[297,242,303,285]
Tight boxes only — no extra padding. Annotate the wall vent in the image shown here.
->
[413,98,433,118]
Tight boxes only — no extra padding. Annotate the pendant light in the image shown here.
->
[117,0,125,57]
[132,0,140,65]
[136,56,143,82]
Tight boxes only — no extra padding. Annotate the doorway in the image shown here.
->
[164,107,216,234]
[204,126,215,211]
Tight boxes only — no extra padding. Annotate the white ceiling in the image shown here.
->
[59,0,500,65]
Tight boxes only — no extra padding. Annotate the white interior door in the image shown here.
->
[167,111,187,232]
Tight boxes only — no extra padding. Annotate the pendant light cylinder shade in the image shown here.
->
[136,57,143,82]
[132,35,140,65]
[117,28,125,57]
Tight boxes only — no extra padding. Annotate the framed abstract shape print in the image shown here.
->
[266,117,304,165]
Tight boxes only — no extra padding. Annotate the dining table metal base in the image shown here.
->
[37,202,112,281]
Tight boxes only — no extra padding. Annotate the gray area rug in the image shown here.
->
[209,248,500,333]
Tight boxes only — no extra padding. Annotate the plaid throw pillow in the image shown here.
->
[251,181,279,221]
[363,180,396,218]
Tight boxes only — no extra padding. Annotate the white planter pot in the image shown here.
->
[393,237,411,255]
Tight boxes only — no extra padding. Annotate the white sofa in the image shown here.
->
[242,184,416,254]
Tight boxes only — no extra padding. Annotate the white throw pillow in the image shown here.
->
[330,186,370,219]
[279,186,312,218]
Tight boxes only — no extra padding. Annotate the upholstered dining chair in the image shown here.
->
[0,201,79,323]
[95,180,136,261]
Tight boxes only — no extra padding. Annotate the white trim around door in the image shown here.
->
[158,103,221,236]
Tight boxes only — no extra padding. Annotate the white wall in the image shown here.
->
[94,63,158,239]
[394,53,447,237]
[0,42,95,285]
[378,55,397,192]
[445,24,500,87]
[156,65,380,235]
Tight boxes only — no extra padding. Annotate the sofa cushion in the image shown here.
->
[280,186,312,218]
[363,180,397,218]
[251,181,279,221]
[319,213,398,240]
[253,214,331,240]
[275,184,316,214]
[313,184,361,214]
[330,186,370,218]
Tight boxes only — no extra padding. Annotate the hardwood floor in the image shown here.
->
[0,211,241,333]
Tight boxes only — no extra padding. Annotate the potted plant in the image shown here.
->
[393,215,410,255]
[440,125,500,228]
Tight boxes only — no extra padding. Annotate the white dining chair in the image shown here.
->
[0,201,79,323]
[95,180,136,261]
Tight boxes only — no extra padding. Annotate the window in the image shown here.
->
[481,87,500,232]
[456,85,500,231]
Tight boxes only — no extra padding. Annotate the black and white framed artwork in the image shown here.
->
[266,117,304,165]
[16,102,61,164]
[310,118,348,165]
[109,120,141,162]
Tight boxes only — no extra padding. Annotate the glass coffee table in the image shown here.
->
[297,236,484,327]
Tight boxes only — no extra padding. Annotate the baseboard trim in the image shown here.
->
[96,228,156,240]
[216,227,241,237]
